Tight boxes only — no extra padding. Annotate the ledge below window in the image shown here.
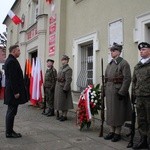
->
[73,0,83,4]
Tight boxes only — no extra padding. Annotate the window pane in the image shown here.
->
[77,43,93,91]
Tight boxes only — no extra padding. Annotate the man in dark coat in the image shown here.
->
[4,45,27,138]
[43,59,57,116]
[104,43,132,142]
[54,55,73,121]
[132,42,150,149]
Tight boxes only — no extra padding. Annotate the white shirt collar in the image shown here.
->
[140,57,150,64]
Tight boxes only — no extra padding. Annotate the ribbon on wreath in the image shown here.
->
[84,85,93,121]
[77,85,93,123]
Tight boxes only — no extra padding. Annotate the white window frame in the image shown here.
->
[134,11,150,42]
[134,11,150,60]
[73,0,83,4]
[72,32,99,91]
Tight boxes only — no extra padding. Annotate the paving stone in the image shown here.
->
[0,101,136,150]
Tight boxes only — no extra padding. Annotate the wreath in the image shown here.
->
[77,84,102,130]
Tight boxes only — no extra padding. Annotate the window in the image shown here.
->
[77,43,93,91]
[28,3,31,26]
[27,0,38,26]
[134,12,150,60]
[73,32,99,91]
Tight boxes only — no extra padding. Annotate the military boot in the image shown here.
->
[133,135,148,149]
[56,111,60,120]
[47,108,54,117]
[104,132,114,140]
[43,108,51,115]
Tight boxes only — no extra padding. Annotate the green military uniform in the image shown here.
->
[132,58,150,145]
[132,42,150,149]
[44,67,57,115]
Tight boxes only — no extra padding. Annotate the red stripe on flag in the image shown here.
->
[46,0,53,4]
[8,10,22,25]
[12,15,22,25]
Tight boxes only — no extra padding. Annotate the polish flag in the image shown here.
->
[8,10,22,25]
[35,58,43,102]
[30,58,38,106]
[32,58,43,102]
[46,0,53,4]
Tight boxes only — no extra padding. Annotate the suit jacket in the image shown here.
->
[4,54,28,105]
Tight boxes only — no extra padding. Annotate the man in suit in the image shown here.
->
[4,45,28,138]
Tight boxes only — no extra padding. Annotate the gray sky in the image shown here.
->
[0,0,15,33]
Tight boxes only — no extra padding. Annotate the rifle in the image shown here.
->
[126,94,136,148]
[42,86,47,114]
[99,58,105,137]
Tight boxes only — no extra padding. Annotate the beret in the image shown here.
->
[138,42,150,50]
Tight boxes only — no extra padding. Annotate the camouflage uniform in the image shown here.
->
[132,59,150,144]
[44,67,57,112]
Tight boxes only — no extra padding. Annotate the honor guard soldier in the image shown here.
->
[104,43,132,142]
[132,42,150,149]
[54,55,74,121]
[44,59,57,116]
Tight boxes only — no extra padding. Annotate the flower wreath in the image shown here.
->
[77,84,101,130]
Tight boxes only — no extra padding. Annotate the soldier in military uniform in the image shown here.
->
[104,43,132,142]
[132,42,150,149]
[54,55,74,121]
[44,59,57,116]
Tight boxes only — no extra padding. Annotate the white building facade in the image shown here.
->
[3,0,150,104]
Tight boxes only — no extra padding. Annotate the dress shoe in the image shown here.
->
[59,116,67,121]
[6,131,22,138]
[148,144,150,150]
[132,137,148,149]
[56,111,60,120]
[111,134,121,142]
[104,132,114,140]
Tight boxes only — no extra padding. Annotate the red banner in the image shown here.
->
[49,46,55,56]
[49,15,56,24]
[49,35,56,46]
[49,23,56,34]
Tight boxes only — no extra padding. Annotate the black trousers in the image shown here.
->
[6,104,18,134]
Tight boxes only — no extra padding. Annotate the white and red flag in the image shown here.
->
[31,58,43,102]
[30,58,37,106]
[46,0,53,4]
[8,10,22,25]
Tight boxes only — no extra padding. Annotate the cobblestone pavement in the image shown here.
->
[0,100,133,150]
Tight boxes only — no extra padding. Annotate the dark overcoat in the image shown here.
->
[105,57,132,126]
[54,64,73,111]
[4,54,28,105]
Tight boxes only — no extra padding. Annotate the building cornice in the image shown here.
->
[36,14,48,20]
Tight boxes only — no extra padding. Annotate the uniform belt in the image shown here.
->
[57,79,65,83]
[106,78,123,83]
[107,78,114,82]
